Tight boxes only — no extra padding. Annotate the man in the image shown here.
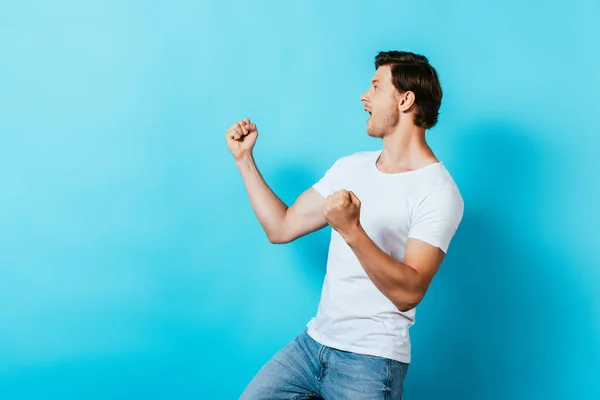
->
[226,51,464,399]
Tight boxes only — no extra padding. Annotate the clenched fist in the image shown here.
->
[324,189,362,239]
[226,117,258,160]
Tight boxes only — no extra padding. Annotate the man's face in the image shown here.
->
[360,65,399,138]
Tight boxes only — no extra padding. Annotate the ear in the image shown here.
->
[397,91,416,112]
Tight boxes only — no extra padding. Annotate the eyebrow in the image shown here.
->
[371,79,380,84]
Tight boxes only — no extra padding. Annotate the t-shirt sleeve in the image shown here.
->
[408,185,464,253]
[312,159,342,197]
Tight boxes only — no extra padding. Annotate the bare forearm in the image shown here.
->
[235,154,288,241]
[344,227,423,311]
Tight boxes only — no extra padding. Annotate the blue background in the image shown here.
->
[1,1,599,399]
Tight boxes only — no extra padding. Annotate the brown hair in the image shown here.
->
[374,51,443,129]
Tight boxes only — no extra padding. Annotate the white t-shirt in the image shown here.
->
[306,150,464,363]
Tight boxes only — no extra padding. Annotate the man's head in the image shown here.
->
[360,51,443,138]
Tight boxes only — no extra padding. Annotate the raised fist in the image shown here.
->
[226,117,258,160]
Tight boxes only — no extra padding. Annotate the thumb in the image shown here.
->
[348,191,361,206]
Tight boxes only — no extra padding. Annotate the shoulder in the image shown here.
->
[414,164,464,211]
[313,150,376,196]
[418,163,461,192]
[330,150,378,170]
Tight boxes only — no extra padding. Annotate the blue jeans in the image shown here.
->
[240,328,409,399]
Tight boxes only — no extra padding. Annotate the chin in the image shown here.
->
[366,128,384,138]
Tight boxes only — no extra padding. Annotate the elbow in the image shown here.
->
[395,303,417,313]
[268,236,287,244]
[394,292,425,312]
[266,231,291,244]
[266,213,294,244]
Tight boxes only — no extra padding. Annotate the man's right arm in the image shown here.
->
[225,117,327,244]
[235,154,327,244]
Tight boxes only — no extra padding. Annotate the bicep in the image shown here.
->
[403,186,462,293]
[404,238,446,291]
[279,187,327,243]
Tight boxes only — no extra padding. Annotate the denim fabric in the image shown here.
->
[240,328,408,399]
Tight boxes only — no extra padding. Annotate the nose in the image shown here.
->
[360,91,369,104]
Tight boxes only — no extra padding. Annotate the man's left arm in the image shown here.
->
[323,187,463,312]
[344,229,445,312]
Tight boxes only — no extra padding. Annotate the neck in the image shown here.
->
[377,122,438,174]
